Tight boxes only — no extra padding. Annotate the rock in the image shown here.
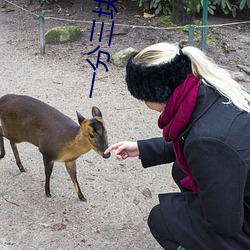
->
[231,71,247,82]
[0,0,5,8]
[112,47,138,67]
[142,187,152,198]
[133,197,140,205]
[39,223,50,228]
[45,26,82,44]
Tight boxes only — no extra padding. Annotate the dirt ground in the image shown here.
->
[0,0,249,249]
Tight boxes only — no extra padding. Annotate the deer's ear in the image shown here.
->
[76,111,85,125]
[92,106,102,118]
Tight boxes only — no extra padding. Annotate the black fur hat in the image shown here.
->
[125,52,192,103]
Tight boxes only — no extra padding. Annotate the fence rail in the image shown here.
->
[2,0,250,54]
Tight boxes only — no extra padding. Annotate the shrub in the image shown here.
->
[136,0,172,15]
[135,0,250,18]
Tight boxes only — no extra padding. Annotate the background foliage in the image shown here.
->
[38,0,250,18]
[136,0,172,15]
[136,0,250,17]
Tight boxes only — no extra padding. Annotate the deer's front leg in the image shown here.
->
[65,160,86,202]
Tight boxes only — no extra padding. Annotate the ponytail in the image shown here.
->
[181,46,250,112]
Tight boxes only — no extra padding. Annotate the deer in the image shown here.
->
[0,94,111,201]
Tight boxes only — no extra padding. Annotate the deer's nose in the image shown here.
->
[103,152,111,159]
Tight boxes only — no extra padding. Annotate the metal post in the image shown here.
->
[188,25,195,46]
[39,11,45,55]
[202,0,208,51]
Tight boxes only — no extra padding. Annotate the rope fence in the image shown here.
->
[3,0,250,55]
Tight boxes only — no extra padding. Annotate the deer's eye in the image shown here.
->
[89,133,94,139]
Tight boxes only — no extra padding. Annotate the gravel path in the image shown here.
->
[0,4,175,250]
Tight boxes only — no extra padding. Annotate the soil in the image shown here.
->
[0,0,249,249]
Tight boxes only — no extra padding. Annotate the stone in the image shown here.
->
[112,47,138,67]
[44,26,82,44]
[231,71,247,82]
[0,0,6,8]
[142,187,152,198]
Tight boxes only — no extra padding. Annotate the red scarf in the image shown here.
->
[158,73,201,194]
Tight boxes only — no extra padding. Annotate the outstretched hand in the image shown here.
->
[104,141,139,160]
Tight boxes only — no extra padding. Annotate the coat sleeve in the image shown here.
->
[185,136,249,237]
[137,137,176,168]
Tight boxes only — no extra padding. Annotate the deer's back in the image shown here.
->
[0,94,79,147]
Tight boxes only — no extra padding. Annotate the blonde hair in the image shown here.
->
[134,42,250,113]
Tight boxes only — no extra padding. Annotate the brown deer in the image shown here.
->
[0,94,110,201]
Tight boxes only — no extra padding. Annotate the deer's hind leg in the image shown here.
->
[0,126,5,159]
[65,161,86,202]
[10,141,26,172]
[43,155,54,198]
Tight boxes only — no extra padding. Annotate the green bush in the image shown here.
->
[196,0,216,15]
[136,0,172,15]
[212,0,250,17]
[135,0,250,18]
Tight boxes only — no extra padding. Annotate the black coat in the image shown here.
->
[138,84,250,250]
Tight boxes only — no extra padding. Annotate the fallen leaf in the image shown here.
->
[51,223,67,231]
[143,12,155,18]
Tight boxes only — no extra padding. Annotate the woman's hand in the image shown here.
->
[104,141,139,160]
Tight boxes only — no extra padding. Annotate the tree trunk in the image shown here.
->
[171,0,198,25]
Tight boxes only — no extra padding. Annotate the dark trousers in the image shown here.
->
[148,162,188,250]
